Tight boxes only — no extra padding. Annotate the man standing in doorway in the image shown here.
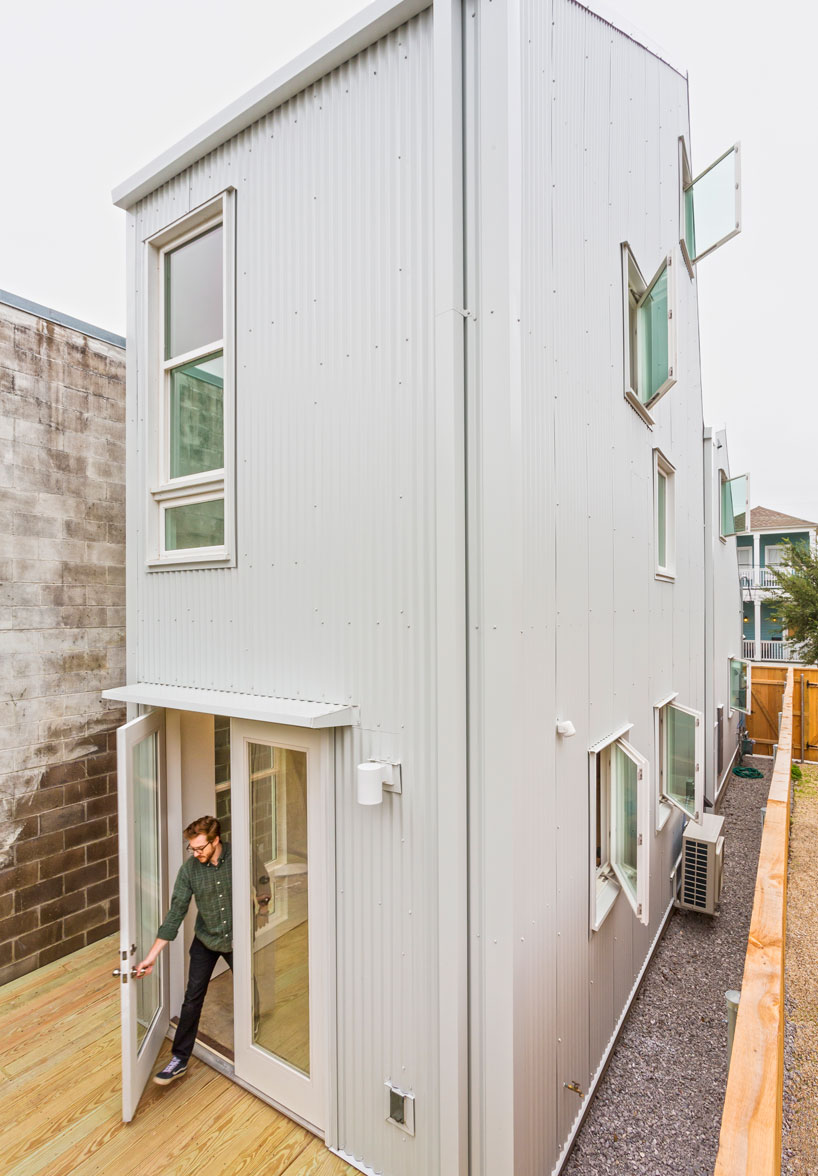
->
[136,814,267,1085]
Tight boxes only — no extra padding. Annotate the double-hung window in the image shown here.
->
[147,192,235,567]
[622,244,676,423]
[679,137,741,277]
[654,450,675,579]
[729,657,751,715]
[655,695,703,827]
[590,728,650,930]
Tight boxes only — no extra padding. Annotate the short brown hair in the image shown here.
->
[184,815,220,842]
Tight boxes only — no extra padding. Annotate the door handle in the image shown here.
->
[112,967,140,983]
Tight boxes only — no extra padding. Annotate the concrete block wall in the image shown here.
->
[0,298,127,985]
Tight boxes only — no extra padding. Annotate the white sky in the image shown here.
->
[2,0,816,520]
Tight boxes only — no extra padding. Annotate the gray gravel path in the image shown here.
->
[562,757,772,1176]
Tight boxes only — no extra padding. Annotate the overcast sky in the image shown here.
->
[2,0,815,520]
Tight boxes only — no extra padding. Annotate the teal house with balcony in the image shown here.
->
[738,507,817,662]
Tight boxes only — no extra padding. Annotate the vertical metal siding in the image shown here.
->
[468,1,706,1173]
[129,12,437,1176]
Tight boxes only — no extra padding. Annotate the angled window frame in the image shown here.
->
[728,655,752,716]
[679,137,742,278]
[654,449,676,581]
[144,189,236,570]
[589,725,650,931]
[656,697,704,824]
[621,243,676,425]
[720,471,750,540]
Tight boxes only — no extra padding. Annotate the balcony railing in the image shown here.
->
[742,639,799,662]
[738,566,782,589]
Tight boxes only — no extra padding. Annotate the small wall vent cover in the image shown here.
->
[384,1081,415,1136]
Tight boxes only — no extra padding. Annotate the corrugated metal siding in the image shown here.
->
[468,1,705,1172]
[129,12,437,1175]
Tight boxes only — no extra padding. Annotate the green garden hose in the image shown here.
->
[733,765,765,779]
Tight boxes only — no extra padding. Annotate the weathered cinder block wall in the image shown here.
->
[0,297,126,985]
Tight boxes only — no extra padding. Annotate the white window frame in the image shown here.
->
[144,190,236,569]
[621,243,676,425]
[679,136,742,278]
[728,655,752,717]
[655,697,704,824]
[720,471,750,540]
[654,449,676,581]
[589,725,650,930]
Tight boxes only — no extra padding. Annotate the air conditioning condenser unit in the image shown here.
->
[678,813,725,916]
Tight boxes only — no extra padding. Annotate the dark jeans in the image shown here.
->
[172,936,233,1063]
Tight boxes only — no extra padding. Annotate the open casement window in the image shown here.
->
[679,138,742,276]
[590,731,650,930]
[720,473,750,538]
[622,244,676,423]
[658,701,704,823]
[729,657,751,714]
[147,191,235,568]
[654,450,676,579]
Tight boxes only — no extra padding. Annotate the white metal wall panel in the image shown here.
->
[468,1,707,1173]
[127,12,437,1176]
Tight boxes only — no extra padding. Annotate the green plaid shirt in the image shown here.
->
[157,841,233,952]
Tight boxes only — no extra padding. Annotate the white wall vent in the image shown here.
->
[678,813,725,916]
[384,1081,415,1136]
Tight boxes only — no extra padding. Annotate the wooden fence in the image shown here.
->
[713,668,793,1176]
[746,665,818,762]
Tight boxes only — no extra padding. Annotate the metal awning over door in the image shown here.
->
[102,683,358,728]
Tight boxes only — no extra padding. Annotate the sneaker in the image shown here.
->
[153,1056,188,1085]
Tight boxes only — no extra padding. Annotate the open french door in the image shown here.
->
[231,720,329,1132]
[115,708,169,1121]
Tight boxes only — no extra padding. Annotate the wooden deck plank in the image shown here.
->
[0,934,353,1176]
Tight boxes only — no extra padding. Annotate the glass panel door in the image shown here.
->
[116,709,168,1121]
[231,721,328,1131]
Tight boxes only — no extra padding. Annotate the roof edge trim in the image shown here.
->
[112,0,430,211]
[103,683,359,728]
[0,289,125,349]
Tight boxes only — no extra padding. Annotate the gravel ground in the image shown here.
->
[563,756,772,1176]
[782,762,818,1175]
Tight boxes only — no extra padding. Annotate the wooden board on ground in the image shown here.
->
[0,934,358,1176]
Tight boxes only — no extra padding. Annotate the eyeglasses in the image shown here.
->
[187,840,213,856]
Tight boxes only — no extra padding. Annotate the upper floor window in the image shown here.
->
[146,192,235,568]
[622,244,676,424]
[720,472,750,538]
[654,450,675,580]
[679,138,741,277]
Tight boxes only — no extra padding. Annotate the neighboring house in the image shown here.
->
[738,506,818,663]
[0,291,126,986]
[704,427,746,806]
[105,2,745,1173]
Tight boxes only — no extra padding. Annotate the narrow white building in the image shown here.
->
[106,1,746,1172]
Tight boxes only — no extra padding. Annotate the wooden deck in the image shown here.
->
[0,935,357,1176]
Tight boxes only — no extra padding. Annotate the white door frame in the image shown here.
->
[230,719,332,1134]
[117,708,169,1121]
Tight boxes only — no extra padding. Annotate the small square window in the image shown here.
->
[622,244,676,423]
[729,657,751,714]
[590,731,650,930]
[720,473,750,538]
[679,137,741,276]
[654,450,675,579]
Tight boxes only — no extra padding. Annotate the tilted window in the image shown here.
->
[729,658,751,714]
[590,731,650,930]
[679,138,742,276]
[720,473,750,538]
[657,700,703,823]
[622,244,676,423]
[146,191,235,568]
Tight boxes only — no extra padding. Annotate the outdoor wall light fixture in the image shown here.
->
[556,719,576,738]
[356,760,403,805]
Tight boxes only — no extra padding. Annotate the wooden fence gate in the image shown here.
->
[746,666,818,762]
